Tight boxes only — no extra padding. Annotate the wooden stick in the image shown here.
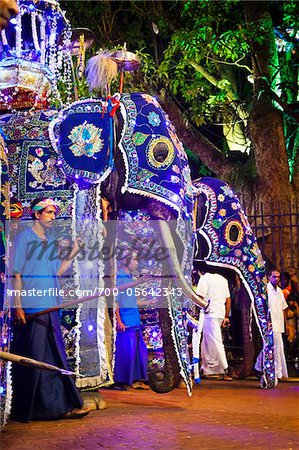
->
[25,275,154,321]
[0,350,81,376]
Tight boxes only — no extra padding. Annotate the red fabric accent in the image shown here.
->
[0,88,49,111]
[106,96,120,117]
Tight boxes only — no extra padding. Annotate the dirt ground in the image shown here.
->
[1,378,298,450]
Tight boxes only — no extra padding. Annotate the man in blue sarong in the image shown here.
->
[114,252,149,390]
[10,197,89,421]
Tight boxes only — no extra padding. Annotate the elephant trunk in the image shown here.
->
[148,308,182,393]
[158,221,208,309]
[148,220,206,394]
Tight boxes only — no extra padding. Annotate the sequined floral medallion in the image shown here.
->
[68,122,104,158]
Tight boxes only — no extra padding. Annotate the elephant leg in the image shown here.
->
[148,307,181,393]
[235,302,255,379]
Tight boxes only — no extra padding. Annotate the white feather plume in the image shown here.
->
[85,50,118,96]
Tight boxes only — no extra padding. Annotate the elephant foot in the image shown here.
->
[259,374,277,389]
[82,391,107,411]
[148,369,176,394]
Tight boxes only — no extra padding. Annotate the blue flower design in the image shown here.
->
[148,111,161,127]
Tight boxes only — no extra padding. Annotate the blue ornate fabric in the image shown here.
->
[49,100,113,185]
[0,109,78,383]
[72,187,114,389]
[1,107,114,394]
[119,93,193,219]
[193,177,275,387]
[0,133,9,308]
[117,209,193,394]
[0,132,11,429]
[48,94,193,219]
[0,110,72,217]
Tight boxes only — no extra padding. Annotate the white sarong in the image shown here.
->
[201,317,228,375]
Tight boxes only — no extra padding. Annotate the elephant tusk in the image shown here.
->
[158,221,208,309]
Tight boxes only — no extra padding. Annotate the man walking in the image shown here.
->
[196,264,233,380]
[255,269,289,381]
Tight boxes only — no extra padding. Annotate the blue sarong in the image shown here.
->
[11,311,83,422]
[114,327,148,386]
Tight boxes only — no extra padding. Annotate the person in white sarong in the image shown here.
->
[255,269,289,381]
[196,267,233,381]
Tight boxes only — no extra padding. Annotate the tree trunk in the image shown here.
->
[158,0,298,270]
[243,1,297,269]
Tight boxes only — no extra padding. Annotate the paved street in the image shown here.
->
[1,379,298,450]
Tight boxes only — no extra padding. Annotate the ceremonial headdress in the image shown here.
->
[0,0,72,110]
[31,198,59,212]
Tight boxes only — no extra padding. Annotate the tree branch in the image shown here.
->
[189,60,249,121]
[159,93,236,181]
[189,60,220,87]
[205,54,252,73]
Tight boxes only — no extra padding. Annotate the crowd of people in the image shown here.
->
[8,197,150,422]
[192,264,298,383]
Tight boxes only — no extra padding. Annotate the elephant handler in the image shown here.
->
[10,197,89,421]
[114,252,149,390]
[196,263,233,381]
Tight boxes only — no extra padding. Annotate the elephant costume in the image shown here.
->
[47,93,208,395]
[193,177,275,386]
[0,95,276,399]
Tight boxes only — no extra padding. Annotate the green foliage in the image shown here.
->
[76,79,91,99]
[282,0,298,27]
[157,0,254,128]
[185,146,214,180]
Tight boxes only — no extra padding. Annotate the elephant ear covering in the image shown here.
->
[193,177,275,388]
[49,99,114,186]
[118,93,193,220]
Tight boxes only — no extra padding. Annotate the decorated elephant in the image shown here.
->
[0,1,276,429]
[192,177,275,385]
[45,92,210,395]
[1,92,275,392]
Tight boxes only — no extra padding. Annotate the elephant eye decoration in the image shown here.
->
[193,177,275,388]
[146,136,175,169]
[119,93,193,219]
[224,220,244,247]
